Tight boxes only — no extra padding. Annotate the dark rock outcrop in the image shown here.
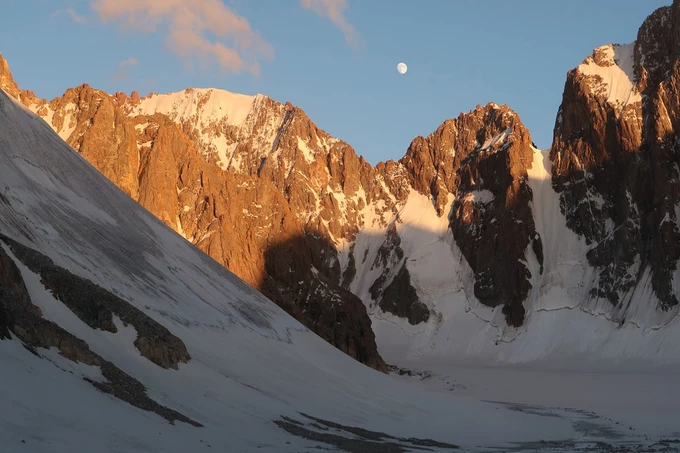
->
[0,242,201,426]
[0,301,10,340]
[262,234,387,371]
[367,223,429,325]
[1,235,190,369]
[377,265,428,325]
[274,412,460,452]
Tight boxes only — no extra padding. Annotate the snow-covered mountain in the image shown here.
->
[4,1,680,377]
[3,72,659,453]
[371,0,680,366]
[5,2,680,450]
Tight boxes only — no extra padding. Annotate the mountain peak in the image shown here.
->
[400,101,531,215]
[0,54,45,109]
[0,53,19,98]
[126,87,258,126]
[574,42,641,111]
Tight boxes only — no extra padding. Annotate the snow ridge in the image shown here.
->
[578,43,642,111]
[130,88,258,170]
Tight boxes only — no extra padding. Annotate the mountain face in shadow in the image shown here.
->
[261,233,386,371]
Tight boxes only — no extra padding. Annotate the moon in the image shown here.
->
[397,62,408,74]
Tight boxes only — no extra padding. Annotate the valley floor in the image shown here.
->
[386,357,680,452]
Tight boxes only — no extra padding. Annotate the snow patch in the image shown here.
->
[480,127,512,151]
[578,43,642,111]
[131,89,258,170]
[133,89,255,127]
[463,190,494,204]
[296,137,316,164]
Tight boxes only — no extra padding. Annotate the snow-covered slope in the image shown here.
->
[338,146,680,441]
[127,88,259,170]
[132,88,256,127]
[0,84,628,452]
[577,43,641,113]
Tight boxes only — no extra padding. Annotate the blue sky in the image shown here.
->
[0,0,670,164]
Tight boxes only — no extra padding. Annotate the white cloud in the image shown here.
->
[300,0,361,47]
[112,57,138,81]
[52,7,87,24]
[91,0,274,76]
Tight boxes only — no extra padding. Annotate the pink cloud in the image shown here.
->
[91,0,274,75]
[300,0,361,47]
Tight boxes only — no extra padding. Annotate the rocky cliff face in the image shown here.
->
[3,0,680,368]
[400,104,541,326]
[551,0,680,315]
